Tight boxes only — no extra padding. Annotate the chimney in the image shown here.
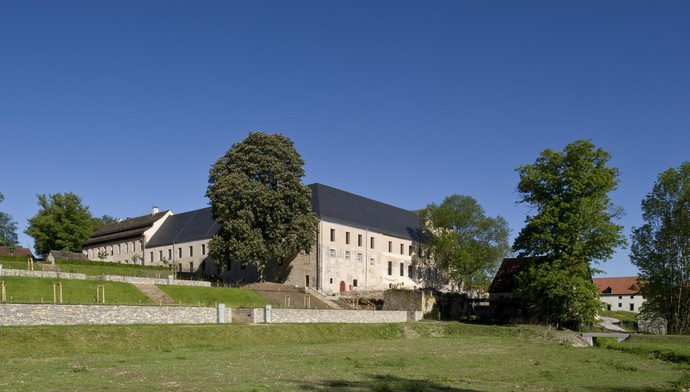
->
[152,206,159,215]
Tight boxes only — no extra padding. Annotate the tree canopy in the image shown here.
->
[206,132,318,281]
[25,193,103,257]
[417,195,511,291]
[631,162,690,334]
[513,140,626,329]
[0,192,20,246]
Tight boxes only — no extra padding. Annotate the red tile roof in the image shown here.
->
[0,246,34,258]
[592,276,640,295]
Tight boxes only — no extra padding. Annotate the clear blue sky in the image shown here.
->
[1,1,689,277]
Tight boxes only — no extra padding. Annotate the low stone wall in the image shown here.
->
[265,308,416,324]
[0,269,86,280]
[0,303,418,326]
[0,303,230,326]
[0,268,210,287]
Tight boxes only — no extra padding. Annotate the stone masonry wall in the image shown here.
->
[267,308,411,323]
[0,268,210,287]
[0,303,230,326]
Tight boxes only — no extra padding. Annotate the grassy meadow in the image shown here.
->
[55,259,172,278]
[0,276,153,305]
[0,322,687,391]
[157,284,269,307]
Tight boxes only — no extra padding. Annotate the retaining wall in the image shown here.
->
[0,304,419,326]
[262,308,421,324]
[0,303,230,326]
[0,268,211,287]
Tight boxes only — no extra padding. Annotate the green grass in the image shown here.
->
[601,309,639,323]
[0,276,153,305]
[0,258,37,270]
[56,259,172,278]
[156,284,269,307]
[0,322,685,391]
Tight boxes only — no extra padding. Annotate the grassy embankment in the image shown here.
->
[157,284,269,307]
[54,258,172,278]
[0,322,687,391]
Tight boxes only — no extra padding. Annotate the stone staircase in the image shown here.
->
[133,283,176,305]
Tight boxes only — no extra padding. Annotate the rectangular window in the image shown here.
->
[400,263,404,276]
[133,241,136,252]
[329,248,336,258]
[400,244,404,254]
[388,241,392,252]
[618,303,622,308]
[409,245,413,256]
[159,250,163,261]
[178,248,182,258]
[124,243,128,254]
[110,246,114,256]
[408,265,414,278]
[357,253,363,262]
[346,232,350,245]
[618,295,623,299]
[358,234,362,247]
[189,246,193,257]
[189,262,194,272]
[370,237,375,249]
[330,229,335,242]
[630,295,634,299]
[202,244,206,255]
[168,249,172,260]
[353,279,358,287]
[345,251,351,260]
[330,278,333,284]
[387,261,392,275]
[630,303,634,311]
[149,252,153,263]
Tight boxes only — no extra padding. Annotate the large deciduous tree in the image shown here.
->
[417,195,511,291]
[206,132,318,281]
[630,162,690,335]
[25,193,102,257]
[513,140,626,329]
[0,192,20,246]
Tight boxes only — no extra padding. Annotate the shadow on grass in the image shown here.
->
[296,373,479,391]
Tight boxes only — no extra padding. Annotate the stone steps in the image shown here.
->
[133,284,176,305]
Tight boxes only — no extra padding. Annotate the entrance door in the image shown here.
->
[339,281,346,292]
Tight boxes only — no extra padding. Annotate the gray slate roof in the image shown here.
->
[49,250,87,261]
[308,183,424,241]
[83,210,171,247]
[145,207,221,248]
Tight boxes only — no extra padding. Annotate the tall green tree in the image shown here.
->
[0,192,20,246]
[631,162,690,334]
[25,193,102,257]
[418,195,511,291]
[206,132,318,281]
[513,140,626,329]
